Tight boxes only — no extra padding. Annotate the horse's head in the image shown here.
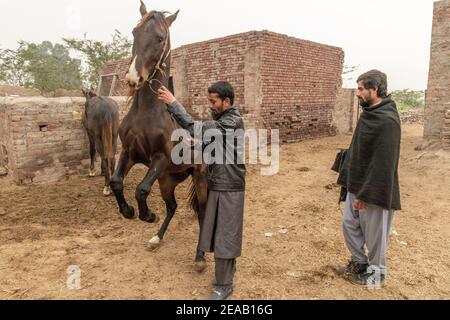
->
[126,1,179,90]
[82,88,97,100]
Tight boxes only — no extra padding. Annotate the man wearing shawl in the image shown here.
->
[336,70,401,287]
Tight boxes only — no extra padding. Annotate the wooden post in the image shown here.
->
[97,76,103,96]
[109,75,118,96]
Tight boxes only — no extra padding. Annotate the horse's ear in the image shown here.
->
[166,10,179,27]
[140,0,148,17]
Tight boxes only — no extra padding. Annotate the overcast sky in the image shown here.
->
[0,0,437,90]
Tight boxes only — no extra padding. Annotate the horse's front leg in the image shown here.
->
[147,170,192,250]
[110,150,136,219]
[135,154,167,224]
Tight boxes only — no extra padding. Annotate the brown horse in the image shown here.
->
[110,1,208,271]
[82,89,120,196]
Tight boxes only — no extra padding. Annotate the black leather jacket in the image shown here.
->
[167,101,246,192]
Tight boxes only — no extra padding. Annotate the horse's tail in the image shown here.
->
[102,116,114,170]
[188,180,200,216]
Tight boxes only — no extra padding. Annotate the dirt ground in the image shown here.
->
[0,124,449,300]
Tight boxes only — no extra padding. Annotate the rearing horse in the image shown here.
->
[110,1,208,272]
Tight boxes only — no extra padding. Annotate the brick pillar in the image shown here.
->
[424,0,450,141]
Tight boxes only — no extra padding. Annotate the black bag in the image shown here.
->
[331,149,348,203]
[331,149,347,173]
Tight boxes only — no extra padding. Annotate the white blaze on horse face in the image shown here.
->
[126,56,140,85]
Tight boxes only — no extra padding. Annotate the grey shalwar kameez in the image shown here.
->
[167,101,246,289]
[337,96,401,278]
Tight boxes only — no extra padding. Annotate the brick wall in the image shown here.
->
[259,32,344,142]
[400,108,424,124]
[424,0,450,142]
[170,31,344,142]
[0,85,42,97]
[0,103,10,176]
[99,58,131,96]
[443,110,450,149]
[0,97,130,184]
[101,30,344,142]
[333,88,359,134]
[171,31,265,130]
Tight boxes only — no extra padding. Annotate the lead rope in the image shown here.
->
[146,26,171,95]
[148,78,165,95]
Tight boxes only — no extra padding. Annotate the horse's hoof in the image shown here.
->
[88,171,96,177]
[103,186,112,197]
[194,260,207,273]
[147,236,161,251]
[140,212,159,224]
[122,206,136,219]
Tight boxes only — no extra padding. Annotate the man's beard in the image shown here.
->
[211,109,220,119]
[358,97,372,108]
[211,105,225,119]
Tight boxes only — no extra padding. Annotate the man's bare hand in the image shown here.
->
[354,199,369,210]
[158,86,176,105]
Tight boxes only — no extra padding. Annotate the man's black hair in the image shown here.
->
[208,81,235,105]
[357,70,388,98]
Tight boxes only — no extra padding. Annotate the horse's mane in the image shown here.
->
[137,10,170,28]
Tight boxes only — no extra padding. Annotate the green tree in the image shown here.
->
[63,30,132,87]
[0,47,32,87]
[18,41,82,92]
[0,41,82,92]
[391,89,425,111]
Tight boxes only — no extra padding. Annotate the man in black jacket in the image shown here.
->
[336,70,401,288]
[158,81,245,300]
